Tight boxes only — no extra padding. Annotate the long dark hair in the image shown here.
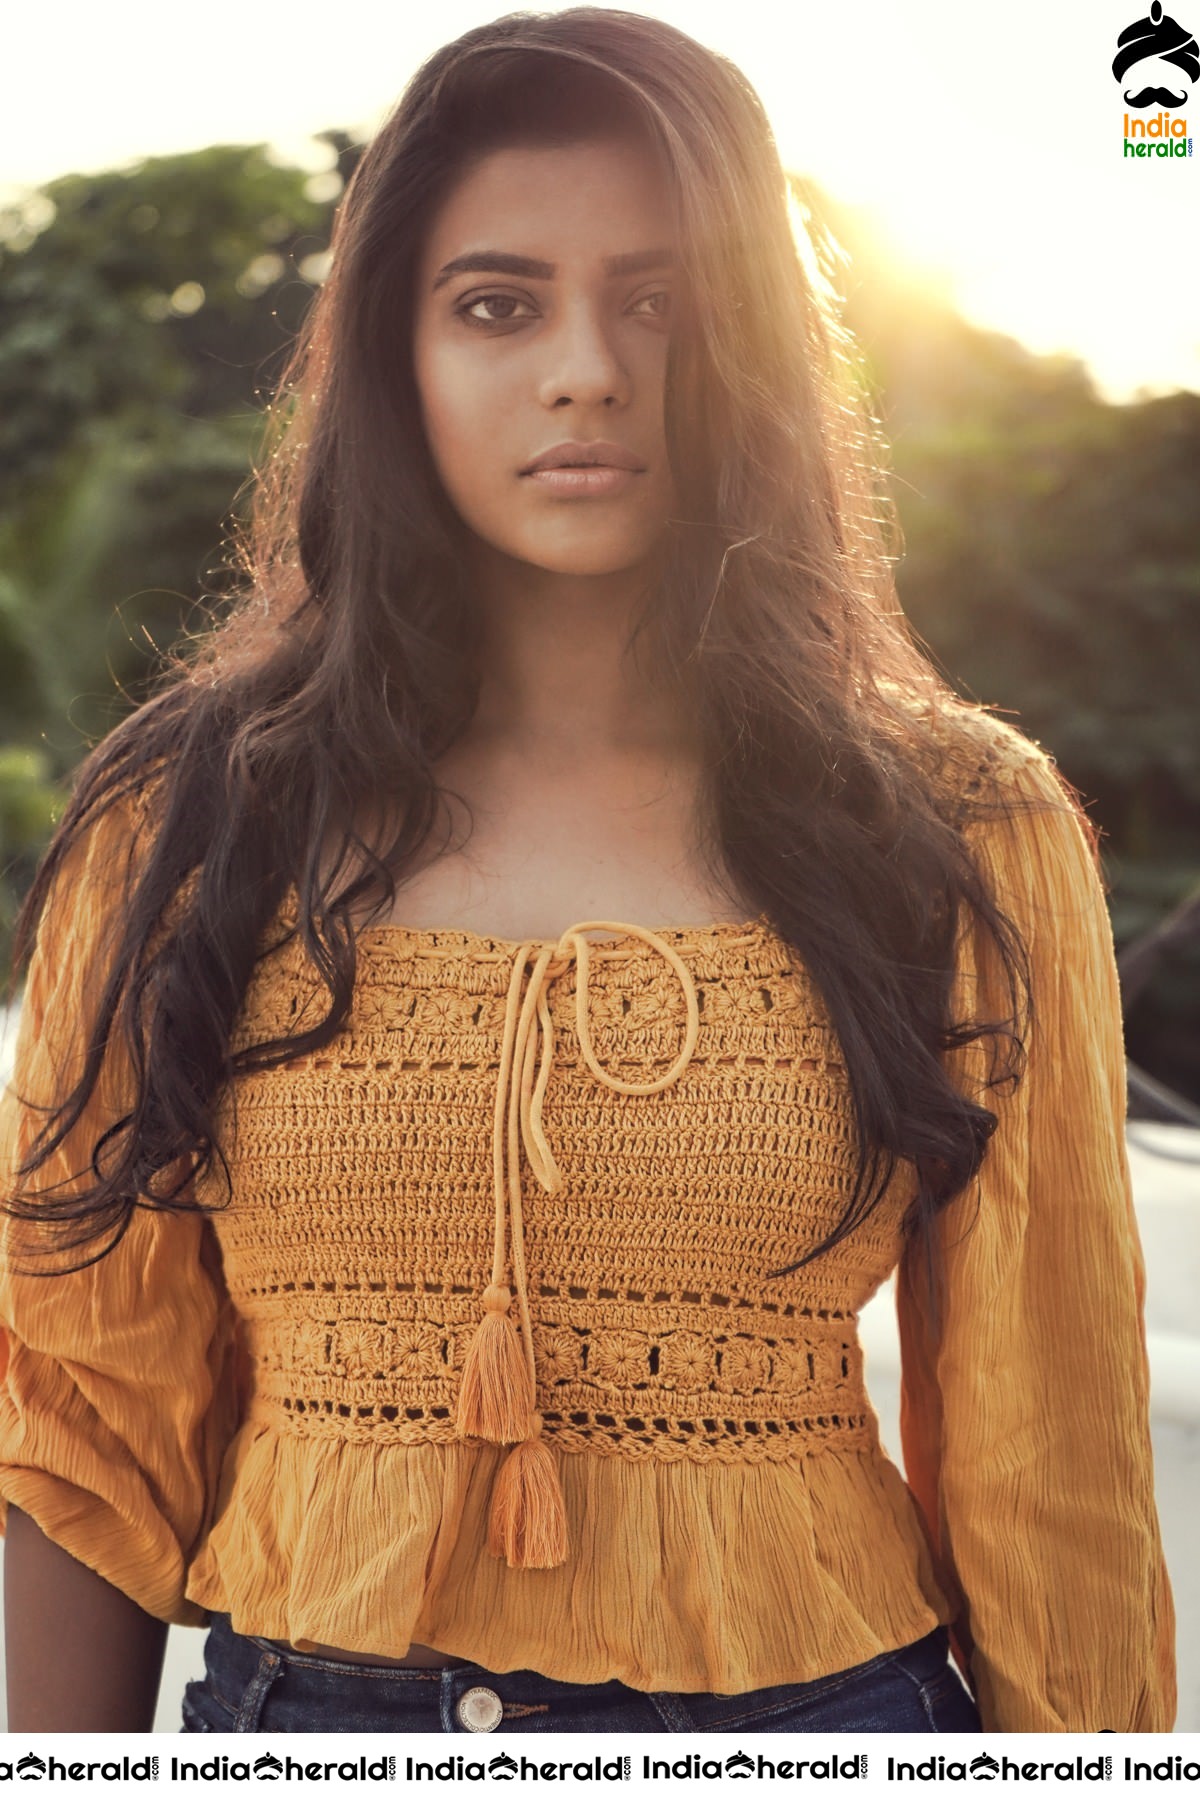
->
[7,7,1085,1277]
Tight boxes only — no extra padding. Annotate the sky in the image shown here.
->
[2,0,1198,404]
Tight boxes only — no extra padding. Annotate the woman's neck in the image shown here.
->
[466,547,694,759]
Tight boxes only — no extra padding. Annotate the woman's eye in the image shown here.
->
[458,293,536,325]
[630,289,671,321]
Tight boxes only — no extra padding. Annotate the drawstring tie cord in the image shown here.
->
[455,922,701,1569]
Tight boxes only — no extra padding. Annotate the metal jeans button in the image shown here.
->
[456,1685,504,1731]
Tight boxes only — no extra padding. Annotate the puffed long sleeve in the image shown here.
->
[896,738,1176,1732]
[0,803,242,1625]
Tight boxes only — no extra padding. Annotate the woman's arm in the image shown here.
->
[896,734,1175,1731]
[5,1505,168,1732]
[0,797,242,1731]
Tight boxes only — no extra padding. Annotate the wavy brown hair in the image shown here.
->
[7,7,1084,1276]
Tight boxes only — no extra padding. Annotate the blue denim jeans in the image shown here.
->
[180,1616,982,1733]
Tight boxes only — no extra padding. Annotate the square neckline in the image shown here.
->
[351,914,771,954]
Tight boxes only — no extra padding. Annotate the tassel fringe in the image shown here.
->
[456,1283,532,1443]
[486,1415,569,1568]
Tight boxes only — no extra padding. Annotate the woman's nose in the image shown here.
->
[537,302,631,410]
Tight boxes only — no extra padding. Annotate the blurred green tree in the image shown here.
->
[0,136,355,945]
[822,200,1200,861]
[0,136,361,741]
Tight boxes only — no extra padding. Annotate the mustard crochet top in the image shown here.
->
[0,721,1175,1732]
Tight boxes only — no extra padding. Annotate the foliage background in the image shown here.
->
[1,138,1197,1099]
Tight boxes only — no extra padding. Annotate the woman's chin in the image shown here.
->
[470,532,668,585]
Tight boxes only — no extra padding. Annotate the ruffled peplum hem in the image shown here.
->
[185,1424,952,1695]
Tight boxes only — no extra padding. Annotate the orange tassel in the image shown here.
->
[486,1414,569,1568]
[456,1282,532,1442]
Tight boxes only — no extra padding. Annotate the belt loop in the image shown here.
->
[440,1665,459,1734]
[233,1648,284,1731]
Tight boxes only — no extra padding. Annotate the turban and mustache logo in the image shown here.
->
[1112,0,1200,106]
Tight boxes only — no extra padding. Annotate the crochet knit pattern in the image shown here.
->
[228,914,885,1451]
[0,717,1176,1729]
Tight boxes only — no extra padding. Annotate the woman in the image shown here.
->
[0,8,1175,1736]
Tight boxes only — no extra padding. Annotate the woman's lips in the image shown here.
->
[522,465,641,496]
[518,440,646,496]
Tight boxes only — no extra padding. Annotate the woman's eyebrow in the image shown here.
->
[432,252,553,290]
[431,248,674,290]
[604,248,674,277]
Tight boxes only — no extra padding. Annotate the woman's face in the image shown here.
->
[413,134,678,581]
